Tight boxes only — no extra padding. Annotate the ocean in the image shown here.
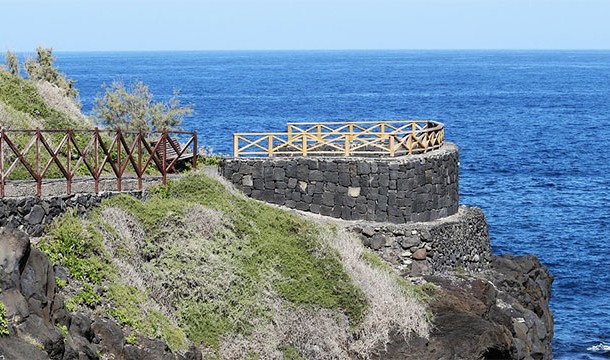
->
[51,50,610,359]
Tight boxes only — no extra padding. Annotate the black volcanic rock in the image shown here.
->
[373,254,553,360]
[0,227,187,360]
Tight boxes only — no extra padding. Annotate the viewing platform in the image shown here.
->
[223,120,458,223]
[233,120,444,158]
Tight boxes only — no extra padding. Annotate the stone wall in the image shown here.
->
[0,192,142,237]
[220,143,459,223]
[348,205,492,276]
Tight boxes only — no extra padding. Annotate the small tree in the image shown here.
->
[24,47,78,99]
[93,80,193,132]
[4,51,20,76]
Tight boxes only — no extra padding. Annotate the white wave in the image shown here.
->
[587,343,610,352]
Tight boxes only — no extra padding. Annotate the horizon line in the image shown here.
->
[4,48,610,54]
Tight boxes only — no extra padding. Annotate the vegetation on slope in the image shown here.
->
[37,173,430,359]
[0,49,89,130]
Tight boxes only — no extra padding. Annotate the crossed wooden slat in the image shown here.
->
[0,128,198,197]
[234,120,444,157]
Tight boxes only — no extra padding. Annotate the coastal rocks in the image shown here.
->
[350,206,492,276]
[373,253,553,360]
[220,143,459,224]
[357,207,554,360]
[0,227,194,360]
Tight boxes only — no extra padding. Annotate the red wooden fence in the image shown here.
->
[0,128,197,197]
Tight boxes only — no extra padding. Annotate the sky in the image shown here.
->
[1,0,609,51]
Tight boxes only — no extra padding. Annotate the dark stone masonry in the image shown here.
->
[0,192,142,237]
[349,206,492,276]
[220,142,459,223]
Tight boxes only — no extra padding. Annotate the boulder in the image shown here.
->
[20,248,56,321]
[91,317,125,358]
[0,227,31,290]
[16,314,65,360]
[0,336,49,360]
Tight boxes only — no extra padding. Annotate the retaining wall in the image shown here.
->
[349,206,491,276]
[220,143,459,223]
[0,192,143,237]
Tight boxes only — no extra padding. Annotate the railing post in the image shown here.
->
[162,129,167,185]
[288,125,293,146]
[302,133,308,157]
[137,129,143,191]
[94,127,99,194]
[36,128,41,197]
[233,134,239,158]
[116,127,122,192]
[345,123,353,156]
[267,134,273,157]
[389,135,395,157]
[192,131,198,170]
[409,122,417,154]
[66,129,72,195]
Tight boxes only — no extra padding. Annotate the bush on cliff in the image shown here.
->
[37,173,430,358]
[92,80,193,132]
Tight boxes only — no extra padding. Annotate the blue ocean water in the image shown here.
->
[52,50,609,359]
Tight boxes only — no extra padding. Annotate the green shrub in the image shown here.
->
[283,346,306,360]
[38,211,112,284]
[67,284,102,308]
[125,333,138,345]
[0,302,9,336]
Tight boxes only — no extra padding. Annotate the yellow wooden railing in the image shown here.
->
[233,120,444,157]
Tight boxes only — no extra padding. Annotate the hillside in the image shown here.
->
[35,173,431,359]
[0,70,90,130]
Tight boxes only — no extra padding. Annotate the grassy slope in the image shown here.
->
[38,174,431,359]
[0,71,94,180]
[0,71,89,129]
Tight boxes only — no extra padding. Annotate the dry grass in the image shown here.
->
[321,229,430,358]
[99,206,177,321]
[209,228,430,360]
[183,204,224,239]
[0,101,42,129]
[214,287,351,360]
[35,81,90,126]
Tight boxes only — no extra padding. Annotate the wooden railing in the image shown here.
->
[0,128,197,197]
[233,120,444,157]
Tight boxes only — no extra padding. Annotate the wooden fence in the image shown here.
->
[233,120,444,157]
[0,128,197,197]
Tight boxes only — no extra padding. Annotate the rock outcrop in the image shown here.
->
[353,207,554,360]
[0,227,200,360]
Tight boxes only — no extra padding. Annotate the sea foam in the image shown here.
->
[587,343,610,352]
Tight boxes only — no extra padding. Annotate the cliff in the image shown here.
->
[349,207,553,359]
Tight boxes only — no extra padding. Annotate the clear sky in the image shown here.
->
[2,0,609,51]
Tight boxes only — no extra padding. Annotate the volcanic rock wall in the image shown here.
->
[220,143,459,223]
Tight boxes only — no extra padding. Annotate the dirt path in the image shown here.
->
[1,166,219,198]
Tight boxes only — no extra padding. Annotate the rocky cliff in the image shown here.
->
[0,227,200,360]
[349,206,554,360]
